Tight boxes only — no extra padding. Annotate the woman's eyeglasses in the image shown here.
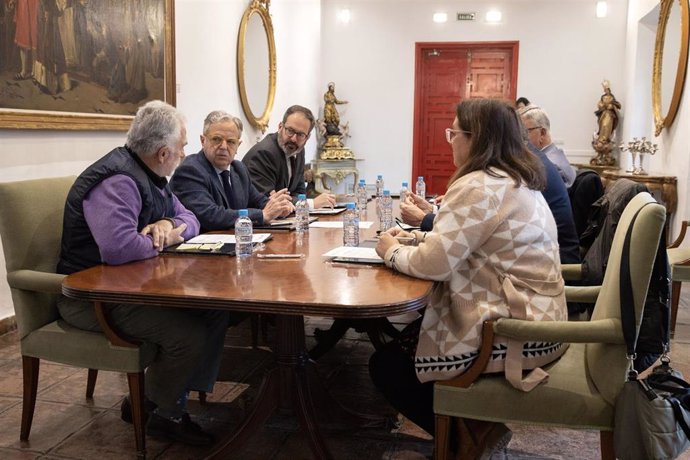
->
[445,128,471,144]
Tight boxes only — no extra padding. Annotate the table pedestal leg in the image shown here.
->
[206,315,334,460]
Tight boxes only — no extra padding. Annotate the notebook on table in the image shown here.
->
[162,233,272,256]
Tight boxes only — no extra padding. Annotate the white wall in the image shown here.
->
[319,0,629,189]
[624,0,690,238]
[0,0,688,322]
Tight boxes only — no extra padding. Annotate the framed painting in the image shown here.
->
[0,0,176,130]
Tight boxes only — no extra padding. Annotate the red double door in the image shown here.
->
[412,42,519,196]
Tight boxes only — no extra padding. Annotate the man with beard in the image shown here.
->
[243,105,336,209]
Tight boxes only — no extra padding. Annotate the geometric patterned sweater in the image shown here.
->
[384,169,568,384]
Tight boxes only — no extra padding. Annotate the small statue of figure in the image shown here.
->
[318,82,355,160]
[323,82,348,136]
[591,80,621,166]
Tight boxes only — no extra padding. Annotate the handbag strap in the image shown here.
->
[619,204,650,357]
[619,202,670,375]
[670,397,690,438]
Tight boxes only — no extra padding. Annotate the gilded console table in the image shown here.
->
[312,158,361,193]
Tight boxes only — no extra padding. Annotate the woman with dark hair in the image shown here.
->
[370,99,567,458]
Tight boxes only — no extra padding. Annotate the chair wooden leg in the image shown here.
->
[21,356,39,441]
[671,280,682,336]
[86,369,98,399]
[199,391,207,404]
[434,414,451,460]
[127,372,146,460]
[600,430,614,460]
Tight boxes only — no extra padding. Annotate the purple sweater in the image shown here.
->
[83,174,200,265]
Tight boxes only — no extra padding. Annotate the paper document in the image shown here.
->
[323,246,384,264]
[188,233,272,244]
[310,221,374,229]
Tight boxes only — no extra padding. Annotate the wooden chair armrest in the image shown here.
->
[7,270,65,293]
[94,301,140,349]
[668,220,690,248]
[561,264,583,281]
[436,321,495,388]
[494,317,624,344]
[565,285,600,303]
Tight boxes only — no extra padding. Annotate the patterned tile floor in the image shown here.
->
[0,304,689,460]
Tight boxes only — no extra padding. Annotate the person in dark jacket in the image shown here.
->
[170,110,293,231]
[56,101,226,447]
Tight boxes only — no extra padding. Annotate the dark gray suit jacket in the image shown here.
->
[170,151,268,231]
[242,133,306,200]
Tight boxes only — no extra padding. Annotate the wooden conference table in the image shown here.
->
[62,200,432,459]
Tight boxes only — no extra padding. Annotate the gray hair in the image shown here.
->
[126,100,185,157]
[203,110,243,135]
[518,105,551,132]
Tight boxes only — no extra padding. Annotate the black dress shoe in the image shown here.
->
[120,396,157,424]
[146,413,215,446]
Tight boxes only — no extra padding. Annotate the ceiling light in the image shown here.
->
[433,12,448,23]
[486,9,502,23]
[337,8,351,24]
[596,1,608,18]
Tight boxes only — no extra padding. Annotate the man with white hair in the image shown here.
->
[56,100,225,446]
[519,105,576,188]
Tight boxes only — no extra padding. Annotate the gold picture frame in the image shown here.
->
[0,0,176,131]
[652,0,689,136]
[237,0,276,133]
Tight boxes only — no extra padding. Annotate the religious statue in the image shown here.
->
[318,82,354,159]
[590,80,621,166]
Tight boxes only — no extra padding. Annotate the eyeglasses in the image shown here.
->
[525,126,543,132]
[208,136,240,148]
[283,126,308,141]
[445,128,471,144]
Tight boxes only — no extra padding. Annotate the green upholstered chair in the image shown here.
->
[0,177,156,459]
[433,192,665,460]
[667,220,690,336]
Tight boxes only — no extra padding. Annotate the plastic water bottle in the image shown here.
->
[356,179,368,213]
[375,175,384,198]
[235,209,253,258]
[400,181,409,199]
[295,194,309,234]
[415,176,426,199]
[380,189,393,231]
[343,202,360,247]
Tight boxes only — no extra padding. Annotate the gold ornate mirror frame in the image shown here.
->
[652,0,690,136]
[237,0,277,132]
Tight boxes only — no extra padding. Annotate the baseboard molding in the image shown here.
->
[0,315,17,336]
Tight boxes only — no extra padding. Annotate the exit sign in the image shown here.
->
[457,12,476,21]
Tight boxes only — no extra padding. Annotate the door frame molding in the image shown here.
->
[412,41,520,183]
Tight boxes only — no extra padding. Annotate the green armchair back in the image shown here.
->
[0,176,153,458]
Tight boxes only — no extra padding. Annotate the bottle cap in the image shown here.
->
[383,189,390,196]
[359,179,365,184]
[418,176,424,181]
[346,202,356,209]
[402,181,408,186]
[238,209,248,217]
[298,194,306,200]
[377,175,383,180]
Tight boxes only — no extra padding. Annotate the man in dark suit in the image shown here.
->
[170,110,293,231]
[243,105,336,209]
